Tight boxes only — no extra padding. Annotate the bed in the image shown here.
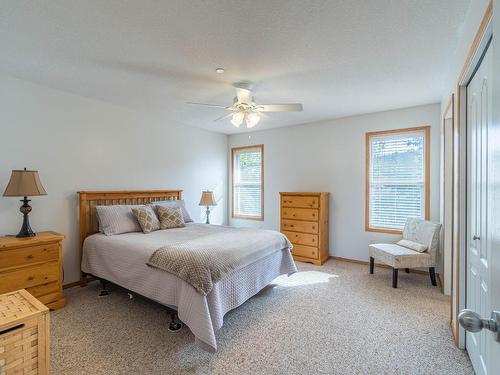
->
[78,190,297,351]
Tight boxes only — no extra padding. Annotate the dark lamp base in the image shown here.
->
[16,196,36,238]
[16,229,36,238]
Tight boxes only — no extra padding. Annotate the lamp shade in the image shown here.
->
[199,191,216,206]
[3,169,47,197]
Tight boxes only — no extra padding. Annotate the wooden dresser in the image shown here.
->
[0,232,65,309]
[280,192,329,265]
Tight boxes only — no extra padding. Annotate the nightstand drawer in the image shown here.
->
[0,243,59,270]
[281,208,319,221]
[282,231,318,247]
[291,244,318,259]
[281,219,318,234]
[0,262,59,294]
[281,195,319,208]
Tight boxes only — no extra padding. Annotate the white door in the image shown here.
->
[464,41,500,375]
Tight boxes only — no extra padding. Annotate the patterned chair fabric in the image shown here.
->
[368,218,442,288]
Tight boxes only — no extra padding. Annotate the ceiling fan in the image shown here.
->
[187,81,303,129]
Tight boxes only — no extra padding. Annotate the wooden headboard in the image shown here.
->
[78,190,182,285]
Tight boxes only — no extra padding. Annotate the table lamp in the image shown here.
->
[199,191,216,224]
[3,168,47,237]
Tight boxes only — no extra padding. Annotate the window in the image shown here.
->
[366,126,430,233]
[232,145,264,220]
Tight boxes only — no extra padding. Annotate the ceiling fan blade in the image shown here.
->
[187,102,229,109]
[256,104,303,112]
[235,88,252,104]
[213,112,234,122]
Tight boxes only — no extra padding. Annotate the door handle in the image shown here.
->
[472,235,481,240]
[459,309,500,342]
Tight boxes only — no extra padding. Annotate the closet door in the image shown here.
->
[465,42,492,375]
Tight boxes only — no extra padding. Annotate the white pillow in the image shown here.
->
[397,239,428,253]
[152,200,193,223]
[95,205,143,236]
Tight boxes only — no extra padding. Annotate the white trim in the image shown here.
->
[457,22,493,350]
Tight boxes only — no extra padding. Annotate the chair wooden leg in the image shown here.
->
[392,268,398,288]
[369,257,374,274]
[405,268,410,273]
[429,267,437,286]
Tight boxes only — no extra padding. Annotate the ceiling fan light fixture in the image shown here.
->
[188,81,303,130]
[245,112,260,128]
[231,112,245,127]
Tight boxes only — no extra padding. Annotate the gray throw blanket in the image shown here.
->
[147,227,292,295]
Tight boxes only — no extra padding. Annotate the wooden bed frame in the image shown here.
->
[78,190,183,286]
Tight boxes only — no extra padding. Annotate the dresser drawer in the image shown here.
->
[26,281,60,299]
[282,231,318,247]
[281,208,318,221]
[291,244,318,259]
[0,261,59,294]
[37,290,62,305]
[281,219,318,234]
[26,281,62,307]
[0,243,59,271]
[281,195,319,209]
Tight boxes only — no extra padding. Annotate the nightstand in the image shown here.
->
[0,231,65,309]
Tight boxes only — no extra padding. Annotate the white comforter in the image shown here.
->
[81,223,297,351]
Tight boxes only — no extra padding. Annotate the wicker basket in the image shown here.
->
[0,289,50,374]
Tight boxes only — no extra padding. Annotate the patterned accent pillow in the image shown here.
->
[156,206,185,229]
[397,239,428,253]
[131,205,160,234]
[151,200,193,223]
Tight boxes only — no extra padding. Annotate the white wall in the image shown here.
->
[0,75,228,285]
[228,103,441,262]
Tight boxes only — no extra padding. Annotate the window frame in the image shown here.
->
[231,144,264,221]
[365,126,430,234]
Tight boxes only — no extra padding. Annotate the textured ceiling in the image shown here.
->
[0,0,470,134]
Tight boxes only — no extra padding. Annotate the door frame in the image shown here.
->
[440,95,454,296]
[454,0,493,348]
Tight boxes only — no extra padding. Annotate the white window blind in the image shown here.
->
[232,145,263,219]
[368,129,427,231]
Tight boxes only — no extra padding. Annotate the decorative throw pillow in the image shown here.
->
[156,206,185,229]
[131,205,160,234]
[152,199,193,223]
[95,205,143,236]
[397,239,428,253]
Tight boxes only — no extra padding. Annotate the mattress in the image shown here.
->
[81,223,297,351]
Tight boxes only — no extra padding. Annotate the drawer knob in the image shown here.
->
[26,254,34,259]
[28,276,34,281]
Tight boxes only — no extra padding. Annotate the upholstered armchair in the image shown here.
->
[368,218,442,288]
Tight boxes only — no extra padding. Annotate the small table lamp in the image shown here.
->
[3,168,47,237]
[199,191,217,224]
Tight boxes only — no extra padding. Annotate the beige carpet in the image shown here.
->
[51,260,473,374]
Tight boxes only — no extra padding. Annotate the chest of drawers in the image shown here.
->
[280,192,329,265]
[0,232,65,309]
